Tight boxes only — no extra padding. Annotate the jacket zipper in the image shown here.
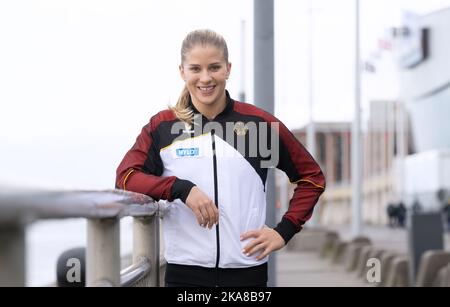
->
[211,129,220,286]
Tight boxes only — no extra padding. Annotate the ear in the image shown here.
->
[226,62,232,79]
[179,64,186,81]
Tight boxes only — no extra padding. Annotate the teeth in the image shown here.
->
[199,86,215,92]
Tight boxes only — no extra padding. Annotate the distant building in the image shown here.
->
[294,122,351,186]
[277,109,410,226]
[395,8,450,209]
[275,122,353,225]
[276,8,450,225]
[397,9,450,153]
[293,123,353,225]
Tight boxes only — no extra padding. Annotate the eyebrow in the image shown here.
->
[187,62,223,67]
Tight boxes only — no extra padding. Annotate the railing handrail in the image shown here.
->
[0,188,163,287]
[120,256,151,287]
[0,189,157,224]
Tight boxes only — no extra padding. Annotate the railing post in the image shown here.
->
[0,225,26,286]
[133,214,160,287]
[87,218,120,286]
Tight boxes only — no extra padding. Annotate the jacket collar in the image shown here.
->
[188,90,234,119]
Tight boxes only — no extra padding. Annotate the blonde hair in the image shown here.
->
[170,29,229,124]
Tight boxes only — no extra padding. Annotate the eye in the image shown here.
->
[210,65,221,72]
[190,67,200,73]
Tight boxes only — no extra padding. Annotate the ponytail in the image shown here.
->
[170,86,194,125]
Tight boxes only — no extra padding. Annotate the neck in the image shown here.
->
[192,91,227,120]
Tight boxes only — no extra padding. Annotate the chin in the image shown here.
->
[199,97,217,105]
[195,94,218,105]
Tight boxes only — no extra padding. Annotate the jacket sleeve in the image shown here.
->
[115,115,196,203]
[272,120,326,244]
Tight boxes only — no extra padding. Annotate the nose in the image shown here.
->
[199,69,212,83]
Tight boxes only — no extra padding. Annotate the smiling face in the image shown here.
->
[179,44,232,118]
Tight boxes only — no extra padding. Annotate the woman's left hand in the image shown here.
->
[240,226,285,261]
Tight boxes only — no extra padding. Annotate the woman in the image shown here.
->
[116,29,325,287]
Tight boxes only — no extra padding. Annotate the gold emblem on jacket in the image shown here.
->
[234,121,248,136]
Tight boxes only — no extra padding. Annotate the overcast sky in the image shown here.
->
[1,0,449,137]
[1,0,450,189]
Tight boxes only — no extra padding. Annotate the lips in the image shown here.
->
[197,85,216,94]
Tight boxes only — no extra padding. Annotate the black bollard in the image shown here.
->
[407,212,444,286]
[56,247,86,287]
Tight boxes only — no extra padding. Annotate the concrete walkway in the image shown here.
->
[327,225,450,253]
[276,225,450,287]
[276,250,370,287]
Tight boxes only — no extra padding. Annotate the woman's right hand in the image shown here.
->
[185,186,219,229]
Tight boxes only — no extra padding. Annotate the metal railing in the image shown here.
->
[0,188,163,287]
